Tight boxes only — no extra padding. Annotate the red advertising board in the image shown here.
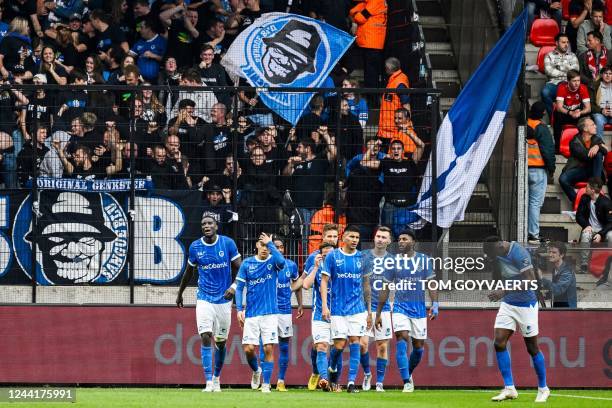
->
[0,306,610,387]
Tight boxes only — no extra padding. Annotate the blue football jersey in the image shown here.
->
[497,242,537,307]
[322,248,366,316]
[131,34,167,80]
[387,252,433,318]
[188,235,240,304]
[304,250,331,322]
[235,242,286,318]
[277,259,299,314]
[362,249,392,312]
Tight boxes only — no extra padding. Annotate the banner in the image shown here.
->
[222,13,354,125]
[0,307,609,387]
[0,190,204,285]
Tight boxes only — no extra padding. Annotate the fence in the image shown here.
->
[0,83,441,303]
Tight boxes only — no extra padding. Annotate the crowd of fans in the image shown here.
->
[0,0,427,247]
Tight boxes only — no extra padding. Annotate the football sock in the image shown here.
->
[278,338,290,381]
[213,343,226,377]
[396,339,409,382]
[376,358,388,384]
[408,347,424,379]
[317,351,329,380]
[531,352,547,388]
[310,347,319,375]
[348,343,360,383]
[360,351,371,375]
[200,345,213,382]
[496,350,514,387]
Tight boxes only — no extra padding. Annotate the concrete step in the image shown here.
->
[432,69,459,82]
[419,16,446,26]
[426,42,452,54]
[436,81,461,98]
[449,224,499,242]
[422,26,449,43]
[429,54,456,70]
[440,97,455,112]
[525,43,540,66]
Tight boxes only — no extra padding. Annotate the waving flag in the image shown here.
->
[221,13,354,125]
[407,10,527,230]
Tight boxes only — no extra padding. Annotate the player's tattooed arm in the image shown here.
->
[320,274,330,321]
[363,274,373,330]
[176,264,196,308]
[295,286,304,319]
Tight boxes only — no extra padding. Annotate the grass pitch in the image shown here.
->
[1,388,611,408]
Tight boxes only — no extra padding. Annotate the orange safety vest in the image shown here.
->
[388,127,417,156]
[378,70,410,139]
[349,0,387,50]
[308,205,346,254]
[527,119,545,167]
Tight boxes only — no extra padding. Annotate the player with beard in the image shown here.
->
[176,215,242,392]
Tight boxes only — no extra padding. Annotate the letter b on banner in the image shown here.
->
[134,197,186,282]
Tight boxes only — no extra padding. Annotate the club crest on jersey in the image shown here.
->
[219,250,224,258]
[267,264,273,270]
[356,260,362,269]
[13,191,128,285]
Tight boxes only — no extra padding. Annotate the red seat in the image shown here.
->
[607,0,612,25]
[562,0,570,20]
[588,249,612,278]
[537,45,555,74]
[560,127,579,158]
[605,124,612,131]
[573,187,586,211]
[530,19,560,47]
[574,181,587,189]
[605,151,612,175]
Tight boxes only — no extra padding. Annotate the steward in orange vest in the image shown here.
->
[378,58,411,139]
[527,105,556,175]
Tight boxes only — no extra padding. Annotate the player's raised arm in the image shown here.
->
[176,263,196,308]
[262,233,286,270]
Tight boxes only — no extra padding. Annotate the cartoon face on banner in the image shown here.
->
[13,192,129,284]
[242,16,330,87]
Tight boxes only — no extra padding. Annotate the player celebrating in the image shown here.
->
[269,236,303,391]
[483,237,550,403]
[176,215,242,392]
[375,228,438,393]
[302,242,336,391]
[320,225,372,393]
[361,226,394,392]
[303,224,339,390]
[233,232,286,393]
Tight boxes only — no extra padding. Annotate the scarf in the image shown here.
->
[587,47,608,80]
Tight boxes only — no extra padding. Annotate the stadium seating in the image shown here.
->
[559,127,579,158]
[607,0,612,25]
[588,249,612,278]
[562,0,570,20]
[530,19,560,47]
[537,45,555,74]
[605,151,612,175]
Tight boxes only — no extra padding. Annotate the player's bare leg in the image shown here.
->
[492,328,518,401]
[200,332,215,392]
[524,335,549,402]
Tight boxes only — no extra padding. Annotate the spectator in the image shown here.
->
[338,97,364,161]
[20,74,54,141]
[66,112,102,154]
[109,0,134,44]
[576,177,612,270]
[390,108,425,160]
[57,70,89,127]
[201,184,233,235]
[197,44,231,108]
[576,4,611,54]
[52,25,82,74]
[526,1,562,33]
[129,16,167,83]
[16,125,49,186]
[208,154,242,192]
[0,17,36,81]
[342,77,368,128]
[201,102,231,177]
[132,0,152,33]
[349,0,387,90]
[113,141,145,179]
[55,143,122,179]
[308,125,337,162]
[539,242,577,307]
[3,0,41,38]
[559,117,606,203]
[567,0,604,53]
[590,65,612,137]
[0,73,30,188]
[165,134,193,188]
[199,17,228,58]
[146,143,188,189]
[90,9,129,61]
[283,137,332,249]
[239,144,281,225]
[160,3,199,69]
[158,57,180,112]
[238,77,274,127]
[526,102,556,244]
[542,33,579,117]
[39,46,68,87]
[227,0,262,36]
[380,139,419,236]
[295,95,325,141]
[169,68,218,123]
[553,69,591,150]
[578,30,608,90]
[378,57,410,141]
[345,136,385,242]
[168,98,206,168]
[84,54,105,84]
[256,126,287,175]
[138,86,167,127]
[39,130,70,178]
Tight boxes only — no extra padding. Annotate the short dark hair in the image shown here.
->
[555,33,569,42]
[319,242,336,251]
[395,107,411,119]
[200,43,215,54]
[178,99,196,110]
[298,137,315,152]
[588,176,604,192]
[567,69,581,81]
[71,70,86,83]
[587,30,604,44]
[390,139,404,149]
[483,236,502,259]
[376,226,393,239]
[344,225,361,235]
[549,241,567,256]
[591,4,605,14]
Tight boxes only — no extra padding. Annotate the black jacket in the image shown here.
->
[576,194,612,238]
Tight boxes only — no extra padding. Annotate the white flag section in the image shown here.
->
[410,10,527,229]
[221,13,353,125]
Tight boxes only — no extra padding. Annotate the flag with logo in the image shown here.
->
[407,10,527,229]
[221,13,354,125]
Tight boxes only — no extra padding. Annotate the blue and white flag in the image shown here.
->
[221,13,354,125]
[408,10,527,229]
